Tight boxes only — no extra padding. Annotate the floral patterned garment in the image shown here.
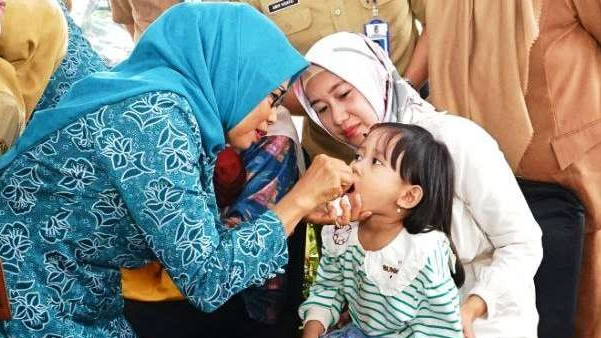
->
[0,91,288,338]
[223,135,299,324]
[34,1,109,112]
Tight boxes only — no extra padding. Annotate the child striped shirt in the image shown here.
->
[300,224,462,338]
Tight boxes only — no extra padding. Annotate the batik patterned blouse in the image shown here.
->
[35,1,109,112]
[0,91,288,337]
[224,135,298,324]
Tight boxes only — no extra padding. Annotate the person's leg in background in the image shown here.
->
[109,0,181,41]
[124,299,224,338]
[570,145,601,338]
[108,0,136,38]
[128,0,180,41]
[518,179,585,338]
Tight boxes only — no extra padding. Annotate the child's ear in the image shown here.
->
[396,185,423,210]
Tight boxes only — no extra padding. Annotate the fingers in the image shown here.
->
[303,154,355,206]
[314,155,353,181]
[338,169,354,188]
[358,211,373,221]
[344,194,372,223]
[337,196,352,225]
[328,202,338,221]
[348,194,362,220]
[304,205,335,225]
[336,311,351,329]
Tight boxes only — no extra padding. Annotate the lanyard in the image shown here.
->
[368,0,379,17]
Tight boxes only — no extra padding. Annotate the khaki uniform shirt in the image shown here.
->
[519,3,601,336]
[240,0,424,162]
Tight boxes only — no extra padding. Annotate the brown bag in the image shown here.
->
[0,260,12,320]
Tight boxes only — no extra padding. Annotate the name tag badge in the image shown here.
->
[364,19,390,55]
[267,0,299,14]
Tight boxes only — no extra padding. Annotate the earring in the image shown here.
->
[396,207,402,213]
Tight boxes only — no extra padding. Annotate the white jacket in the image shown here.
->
[404,109,543,338]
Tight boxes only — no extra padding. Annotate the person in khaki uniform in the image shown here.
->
[0,0,68,154]
[109,1,428,162]
[417,0,601,337]
[521,2,601,338]
[238,0,429,163]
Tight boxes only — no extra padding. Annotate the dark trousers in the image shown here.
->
[124,296,300,338]
[518,179,585,338]
[124,222,306,338]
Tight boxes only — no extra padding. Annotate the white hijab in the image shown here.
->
[293,32,438,147]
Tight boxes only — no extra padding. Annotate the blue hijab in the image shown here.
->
[0,3,308,170]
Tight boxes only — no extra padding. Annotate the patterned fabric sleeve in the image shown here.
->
[299,252,345,331]
[222,135,299,323]
[97,92,289,312]
[409,245,462,337]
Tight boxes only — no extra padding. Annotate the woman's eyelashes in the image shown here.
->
[313,103,328,114]
[338,89,351,99]
[313,87,352,114]
[269,87,286,108]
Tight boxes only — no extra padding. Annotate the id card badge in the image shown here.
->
[364,19,390,55]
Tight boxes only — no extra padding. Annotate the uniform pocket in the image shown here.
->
[263,6,312,35]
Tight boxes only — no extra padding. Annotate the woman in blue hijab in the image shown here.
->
[0,3,353,337]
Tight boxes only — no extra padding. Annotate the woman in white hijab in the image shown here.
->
[294,32,543,338]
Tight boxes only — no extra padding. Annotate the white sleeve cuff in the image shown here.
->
[303,307,335,331]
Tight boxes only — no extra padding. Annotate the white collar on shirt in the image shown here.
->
[321,223,451,295]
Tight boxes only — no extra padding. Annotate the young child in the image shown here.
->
[300,123,465,338]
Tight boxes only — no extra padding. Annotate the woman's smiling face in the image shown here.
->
[304,70,379,146]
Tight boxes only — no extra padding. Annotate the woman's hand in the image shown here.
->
[302,320,325,338]
[460,295,487,338]
[273,155,354,235]
[304,193,372,225]
[296,154,354,208]
[304,204,336,225]
[334,193,372,225]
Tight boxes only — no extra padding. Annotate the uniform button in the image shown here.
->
[333,8,341,15]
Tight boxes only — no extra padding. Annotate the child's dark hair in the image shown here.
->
[369,122,465,287]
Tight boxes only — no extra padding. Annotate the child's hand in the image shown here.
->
[336,310,351,328]
[302,320,326,338]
